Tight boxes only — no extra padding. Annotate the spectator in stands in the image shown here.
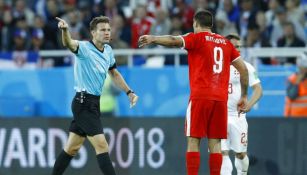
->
[169,14,187,35]
[129,0,173,15]
[131,5,153,48]
[12,29,27,51]
[44,0,64,49]
[110,16,129,65]
[12,29,33,68]
[255,0,270,11]
[221,0,240,25]
[12,16,32,51]
[37,0,63,21]
[29,29,45,51]
[78,0,94,28]
[171,0,194,32]
[192,0,216,13]
[63,0,77,12]
[270,6,306,47]
[139,0,173,17]
[238,0,258,40]
[14,15,30,36]
[265,0,281,33]
[100,0,125,20]
[245,23,272,64]
[0,0,10,24]
[144,7,171,67]
[111,15,131,46]
[255,11,270,39]
[277,22,305,64]
[33,14,45,30]
[29,28,61,68]
[150,8,171,36]
[147,8,172,66]
[32,15,55,49]
[0,10,14,51]
[215,10,238,36]
[284,54,307,117]
[12,0,35,27]
[285,0,305,26]
[0,0,8,9]
[62,9,89,40]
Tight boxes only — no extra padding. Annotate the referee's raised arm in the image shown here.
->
[56,17,78,53]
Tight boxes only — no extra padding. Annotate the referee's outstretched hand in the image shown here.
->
[55,17,69,30]
[128,93,138,108]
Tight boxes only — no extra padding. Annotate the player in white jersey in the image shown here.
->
[221,34,263,175]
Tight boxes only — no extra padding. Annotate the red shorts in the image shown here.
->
[185,99,227,139]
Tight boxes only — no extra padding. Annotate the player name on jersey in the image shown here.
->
[205,36,226,44]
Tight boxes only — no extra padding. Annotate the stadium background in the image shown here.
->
[0,0,307,174]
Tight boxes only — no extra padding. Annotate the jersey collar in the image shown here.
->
[90,40,105,53]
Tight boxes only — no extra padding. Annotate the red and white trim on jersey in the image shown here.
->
[186,101,192,136]
[179,35,185,49]
[231,56,241,63]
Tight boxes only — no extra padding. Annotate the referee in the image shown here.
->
[52,16,138,175]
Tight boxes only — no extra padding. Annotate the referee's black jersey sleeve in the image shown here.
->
[109,63,117,70]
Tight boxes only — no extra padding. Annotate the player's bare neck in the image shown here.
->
[196,28,211,33]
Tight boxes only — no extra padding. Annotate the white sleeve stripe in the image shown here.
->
[250,80,261,87]
[185,101,192,136]
[231,56,241,62]
[179,35,185,49]
[232,56,241,62]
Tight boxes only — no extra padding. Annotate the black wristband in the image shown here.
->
[126,90,134,95]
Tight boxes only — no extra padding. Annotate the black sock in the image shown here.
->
[52,150,73,175]
[97,152,116,175]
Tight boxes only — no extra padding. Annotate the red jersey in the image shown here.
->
[131,18,153,48]
[182,32,240,101]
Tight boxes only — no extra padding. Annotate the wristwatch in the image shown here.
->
[126,90,134,95]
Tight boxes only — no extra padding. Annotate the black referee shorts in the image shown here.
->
[69,92,103,137]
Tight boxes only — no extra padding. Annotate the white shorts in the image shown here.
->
[221,115,248,153]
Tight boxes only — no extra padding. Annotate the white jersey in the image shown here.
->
[227,61,260,116]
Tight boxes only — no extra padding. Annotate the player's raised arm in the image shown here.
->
[56,17,78,52]
[138,35,183,48]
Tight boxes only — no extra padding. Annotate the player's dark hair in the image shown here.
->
[193,10,213,28]
[90,16,110,31]
[225,33,240,41]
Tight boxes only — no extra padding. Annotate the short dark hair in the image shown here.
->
[193,10,213,28]
[89,16,110,31]
[225,33,240,40]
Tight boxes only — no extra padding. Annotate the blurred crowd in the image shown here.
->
[0,0,307,66]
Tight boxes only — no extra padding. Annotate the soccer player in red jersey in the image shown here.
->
[138,10,249,175]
